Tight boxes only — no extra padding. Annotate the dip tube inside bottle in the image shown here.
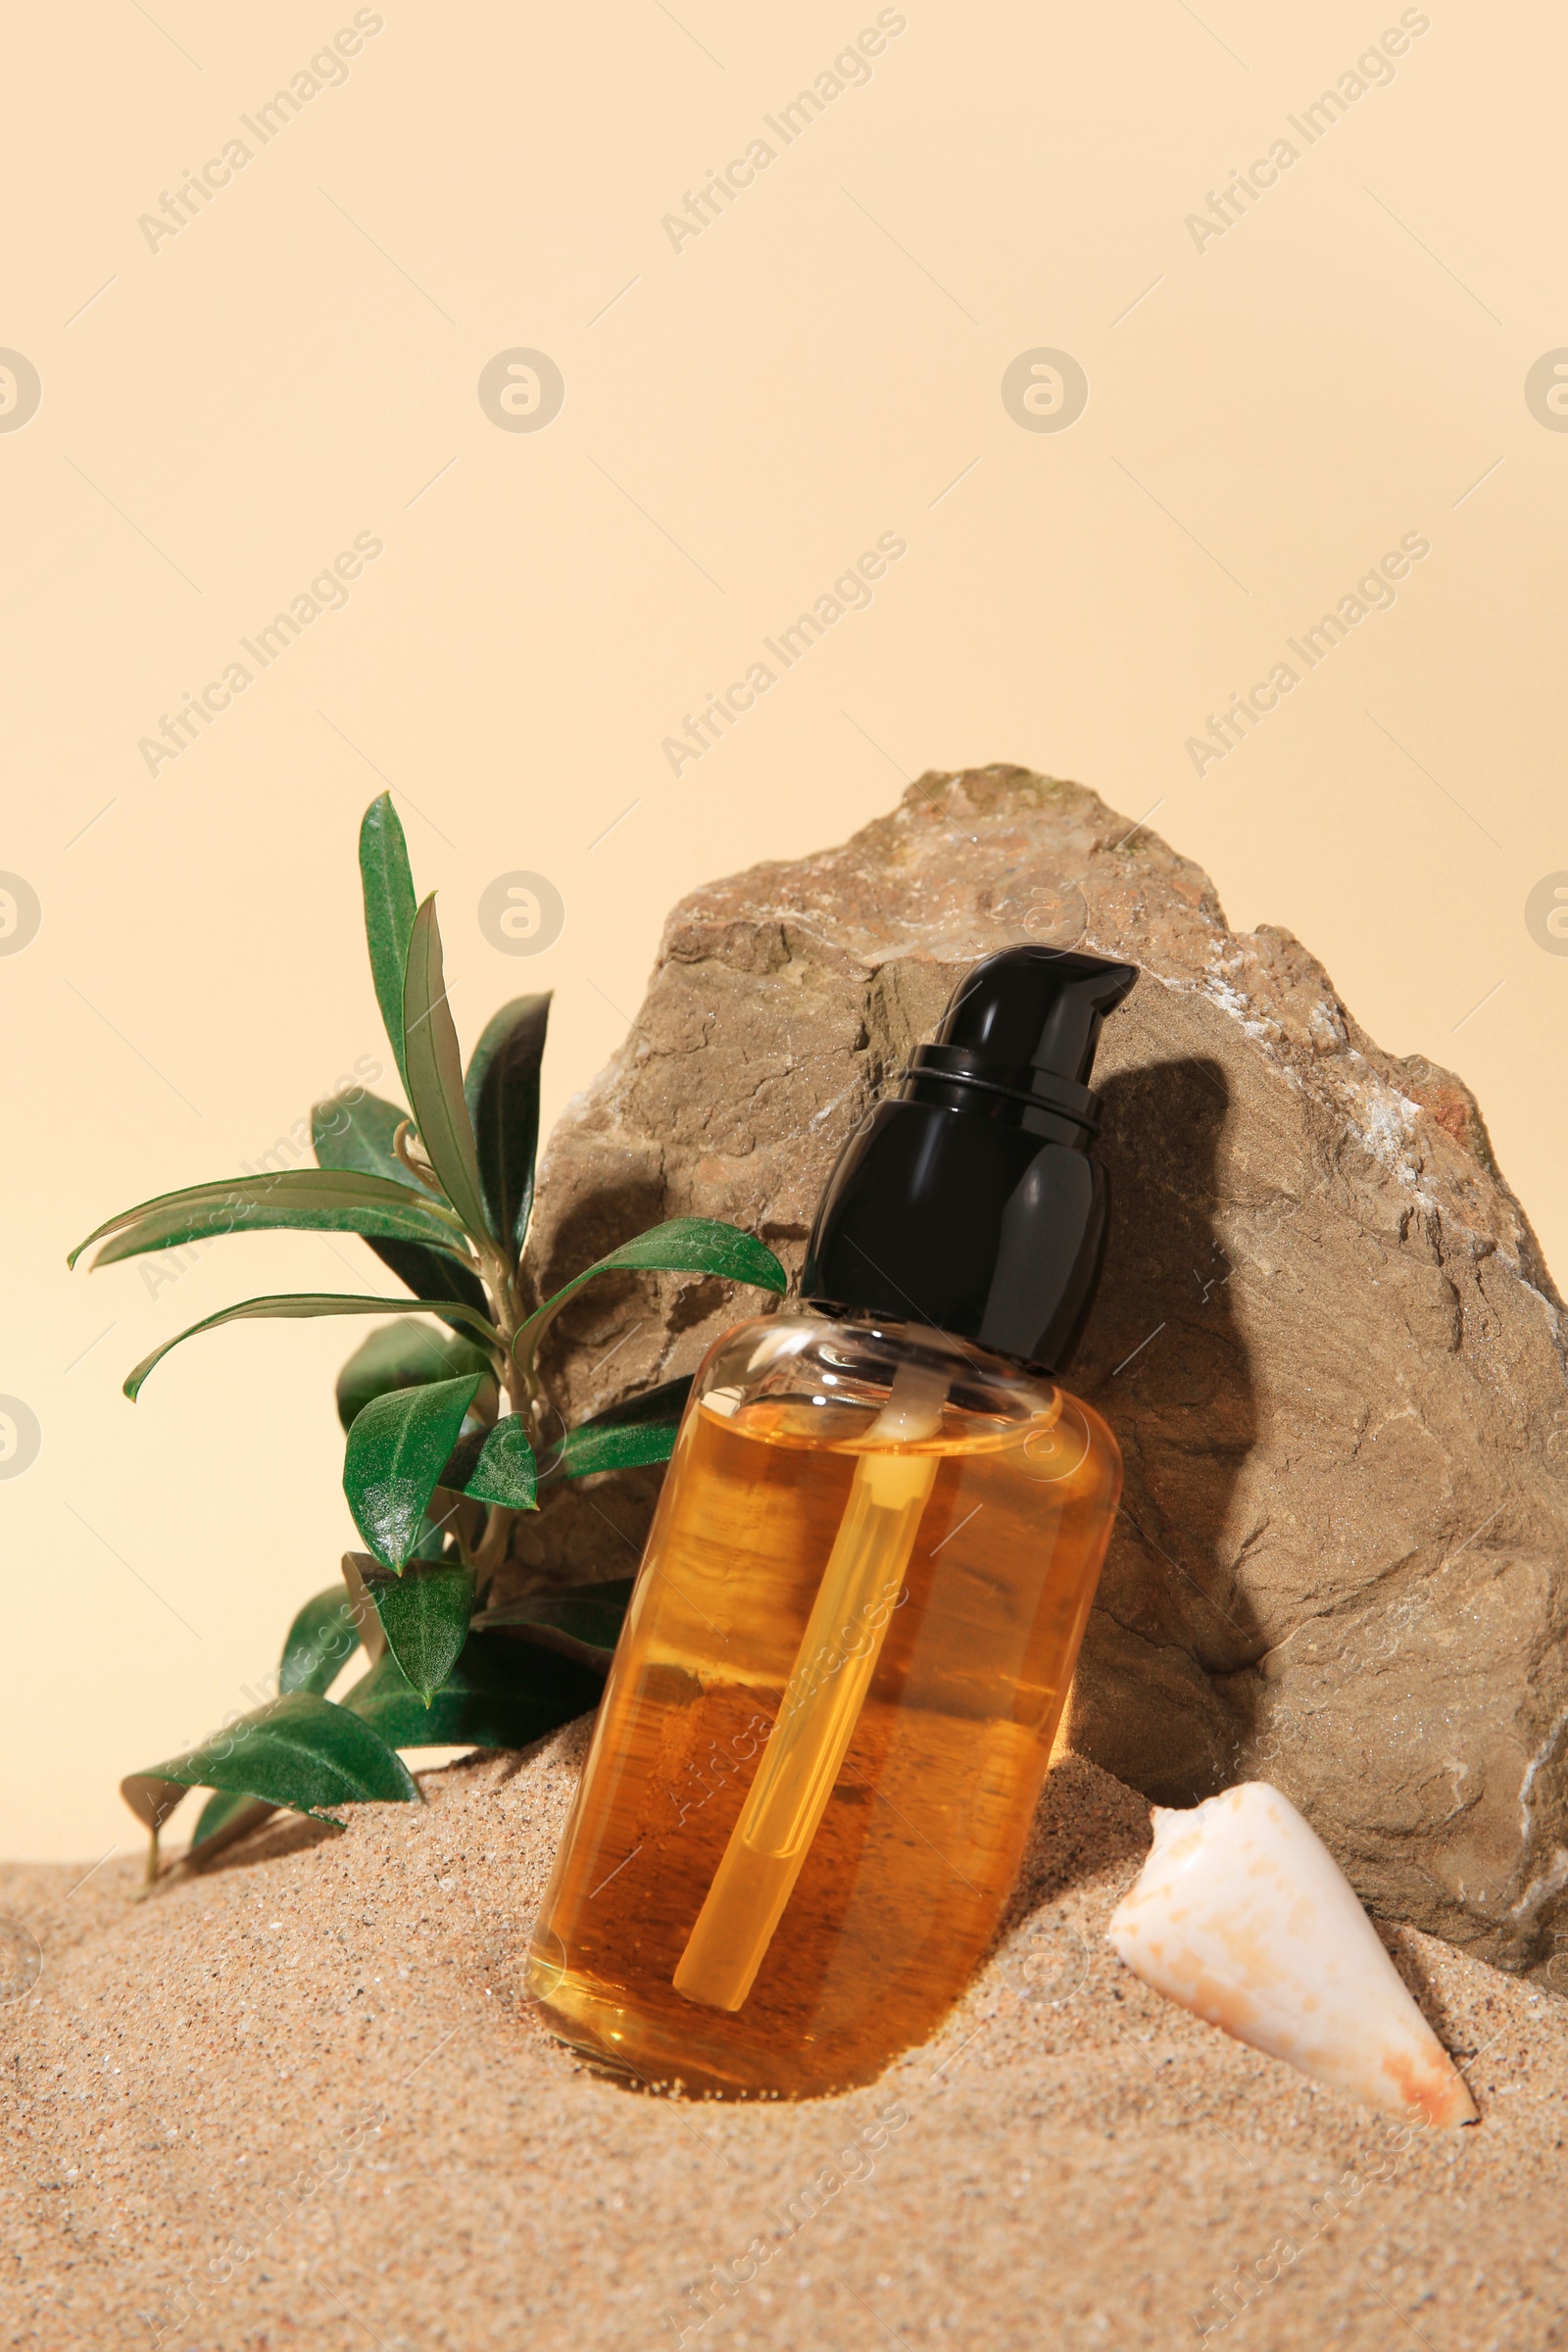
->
[672,1356,948,2012]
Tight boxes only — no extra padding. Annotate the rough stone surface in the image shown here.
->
[515,764,1568,1972]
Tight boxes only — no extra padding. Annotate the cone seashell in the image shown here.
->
[1107,1782,1477,2127]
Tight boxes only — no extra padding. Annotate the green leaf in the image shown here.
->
[440,1414,538,1510]
[464,995,550,1260]
[69,1169,467,1273]
[343,1371,482,1571]
[344,1632,602,1748]
[561,1421,678,1477]
[581,1218,787,1292]
[123,1293,500,1402]
[475,1578,633,1660]
[363,1240,495,1328]
[402,895,495,1247]
[190,1789,275,1856]
[360,794,417,1102]
[179,1589,365,1861]
[514,1218,786,1376]
[336,1323,496,1435]
[313,1091,494,1325]
[311,1090,414,1186]
[554,1376,693,1481]
[340,1551,387,1663]
[123,1691,418,1829]
[362,1557,475,1705]
[411,1504,463,1560]
[280,1588,364,1696]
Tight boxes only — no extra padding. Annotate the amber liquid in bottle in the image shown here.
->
[527,1313,1121,2099]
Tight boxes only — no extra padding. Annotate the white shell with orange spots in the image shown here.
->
[1107,1782,1478,2127]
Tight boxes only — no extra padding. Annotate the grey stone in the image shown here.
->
[516,764,1568,1971]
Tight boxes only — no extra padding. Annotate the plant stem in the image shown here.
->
[470,1503,515,1595]
[469,1249,546,1597]
[482,1250,549,1434]
[509,1295,569,1439]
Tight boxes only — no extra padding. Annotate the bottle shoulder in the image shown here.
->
[690,1307,1099,1458]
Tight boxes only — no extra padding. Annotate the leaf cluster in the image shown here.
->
[74,796,785,1873]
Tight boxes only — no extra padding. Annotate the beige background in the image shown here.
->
[3,1,1564,1858]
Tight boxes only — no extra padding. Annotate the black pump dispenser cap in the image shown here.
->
[802,949,1139,1373]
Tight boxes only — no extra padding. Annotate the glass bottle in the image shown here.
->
[527,949,1139,2098]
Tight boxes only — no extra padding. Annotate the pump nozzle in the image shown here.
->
[937,948,1139,1090]
[803,947,1140,1374]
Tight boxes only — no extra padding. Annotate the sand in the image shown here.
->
[3,1731,1565,2352]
